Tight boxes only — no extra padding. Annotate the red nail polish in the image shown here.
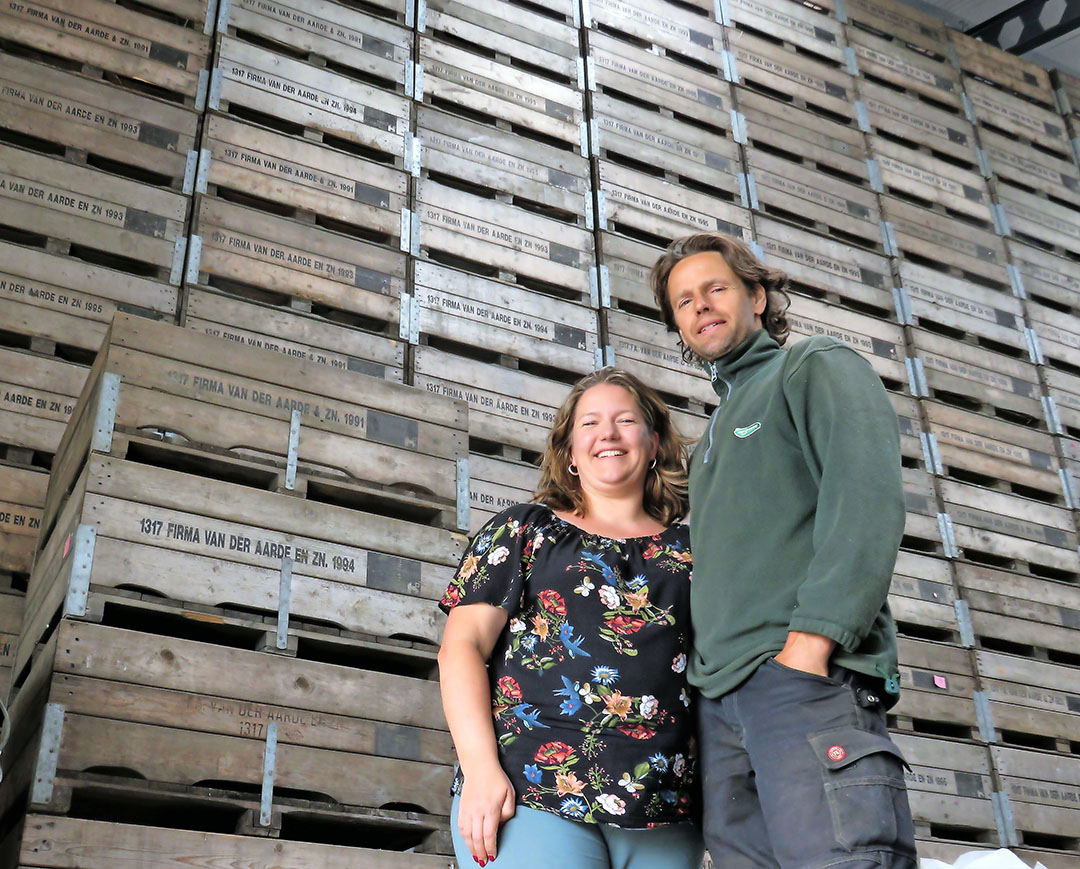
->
[479,861,487,868]
[489,857,496,862]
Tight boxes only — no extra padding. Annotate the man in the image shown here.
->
[650,232,917,868]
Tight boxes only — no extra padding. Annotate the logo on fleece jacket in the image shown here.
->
[733,422,761,439]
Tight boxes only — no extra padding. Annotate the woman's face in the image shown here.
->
[568,383,658,499]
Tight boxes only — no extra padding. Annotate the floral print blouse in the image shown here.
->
[439,503,696,828]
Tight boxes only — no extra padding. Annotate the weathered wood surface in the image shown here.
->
[19,815,455,868]
[998,182,1080,258]
[963,78,1070,157]
[1027,299,1080,371]
[0,143,188,277]
[889,552,957,636]
[858,81,978,165]
[425,0,580,69]
[0,0,211,100]
[1007,241,1080,314]
[993,746,1080,842]
[0,347,86,456]
[727,0,845,63]
[893,638,979,736]
[412,262,597,374]
[0,52,199,188]
[846,26,960,107]
[1055,68,1080,118]
[981,128,1080,210]
[469,453,539,534]
[183,288,405,383]
[597,231,665,316]
[894,734,995,832]
[869,137,991,222]
[0,463,46,577]
[587,0,724,69]
[976,649,1080,743]
[189,196,405,322]
[916,839,1079,869]
[1044,367,1080,433]
[900,466,943,552]
[0,588,24,700]
[950,30,1054,108]
[842,0,950,51]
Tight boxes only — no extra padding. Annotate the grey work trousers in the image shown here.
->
[697,658,918,868]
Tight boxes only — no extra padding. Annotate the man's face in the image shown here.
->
[666,251,766,362]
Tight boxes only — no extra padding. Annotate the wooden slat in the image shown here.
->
[963,77,1070,159]
[0,463,47,576]
[846,25,961,108]
[727,0,846,63]
[950,30,1054,107]
[842,0,949,51]
[425,0,580,66]
[587,0,725,68]
[858,80,978,165]
[468,453,539,533]
[869,136,991,222]
[0,347,86,456]
[1007,241,1080,314]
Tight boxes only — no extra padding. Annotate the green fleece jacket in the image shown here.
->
[687,328,905,700]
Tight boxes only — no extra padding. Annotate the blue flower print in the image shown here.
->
[560,796,588,818]
[559,622,591,658]
[628,573,648,591]
[660,789,678,804]
[554,676,582,716]
[512,704,551,730]
[520,634,537,651]
[581,550,618,585]
[473,532,493,554]
[649,753,669,771]
[524,764,542,784]
[591,665,619,685]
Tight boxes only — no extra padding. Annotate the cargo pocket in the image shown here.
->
[809,726,913,853]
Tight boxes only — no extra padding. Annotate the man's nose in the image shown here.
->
[693,292,710,313]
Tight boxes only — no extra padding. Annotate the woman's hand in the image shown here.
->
[457,764,516,865]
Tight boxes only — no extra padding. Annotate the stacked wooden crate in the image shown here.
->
[0,314,464,867]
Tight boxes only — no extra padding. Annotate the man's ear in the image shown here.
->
[752,283,766,316]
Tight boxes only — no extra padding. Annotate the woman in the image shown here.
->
[438,368,702,868]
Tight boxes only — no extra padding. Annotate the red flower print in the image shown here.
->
[538,589,567,615]
[442,586,461,607]
[642,543,661,559]
[606,616,646,635]
[535,741,575,765]
[616,724,655,740]
[497,676,523,701]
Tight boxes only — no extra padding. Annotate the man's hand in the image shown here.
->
[774,631,836,677]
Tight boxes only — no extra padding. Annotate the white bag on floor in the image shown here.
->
[920,849,1048,869]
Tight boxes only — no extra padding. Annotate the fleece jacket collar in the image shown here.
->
[703,328,782,402]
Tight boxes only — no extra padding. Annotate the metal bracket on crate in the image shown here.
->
[603,345,616,368]
[406,62,424,102]
[182,150,199,196]
[404,134,422,177]
[991,791,1019,847]
[185,234,203,286]
[285,410,301,491]
[1054,86,1072,116]
[456,457,471,532]
[749,241,765,260]
[170,236,188,287]
[854,101,872,134]
[738,173,759,210]
[715,0,731,25]
[1025,328,1045,366]
[195,69,210,114]
[834,0,848,23]
[973,692,997,744]
[585,57,597,92]
[974,147,993,180]
[572,0,581,30]
[63,525,97,618]
[581,121,591,159]
[399,292,419,344]
[721,51,739,85]
[905,357,928,398]
[585,197,594,231]
[1043,395,1063,435]
[595,190,608,230]
[921,432,943,476]
[276,556,293,651]
[880,221,898,257]
[415,0,427,32]
[203,0,220,34]
[259,722,279,827]
[30,704,66,806]
[844,47,860,77]
[1007,264,1026,299]
[214,0,231,32]
[867,159,883,194]
[730,110,747,145]
[946,41,960,70]
[990,204,1011,237]
[954,600,975,647]
[193,148,211,195]
[576,57,586,93]
[207,69,223,112]
[937,512,959,558]
[961,94,977,126]
[892,287,913,326]
[592,265,611,308]
[411,211,421,256]
[90,373,121,454]
[1070,136,1080,168]
[404,0,415,29]
[399,208,412,255]
[1060,468,1078,511]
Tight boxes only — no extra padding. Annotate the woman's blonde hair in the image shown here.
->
[534,368,689,526]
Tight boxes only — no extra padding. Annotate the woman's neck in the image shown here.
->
[554,491,666,537]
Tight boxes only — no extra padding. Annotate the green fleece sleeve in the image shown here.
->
[782,344,905,652]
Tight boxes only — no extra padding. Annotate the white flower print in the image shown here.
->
[509,618,526,633]
[680,687,691,707]
[639,695,658,719]
[598,585,620,609]
[672,653,687,674]
[597,793,627,815]
[672,754,686,777]
[487,546,510,566]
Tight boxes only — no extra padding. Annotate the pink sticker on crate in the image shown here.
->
[63,534,72,559]
[933,674,948,690]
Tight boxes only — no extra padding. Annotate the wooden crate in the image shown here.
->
[413,175,594,299]
[857,80,979,166]
[604,309,715,412]
[585,0,725,71]
[994,747,1080,851]
[942,479,1079,579]
[413,345,571,456]
[197,115,408,247]
[845,25,962,110]
[210,35,410,165]
[881,195,1010,289]
[411,262,598,376]
[736,88,872,188]
[0,348,86,460]
[745,147,883,252]
[17,454,463,686]
[1,588,24,701]
[0,240,178,358]
[950,30,1055,109]
[892,392,931,470]
[596,162,752,248]
[894,733,997,842]
[1055,68,1080,119]
[889,552,958,641]
[957,562,1080,674]
[727,28,856,121]
[980,128,1080,213]
[183,288,405,383]
[900,467,945,557]
[0,52,199,191]
[997,182,1080,260]
[41,313,467,543]
[0,462,47,580]
[595,232,665,318]
[1007,241,1080,314]
[219,0,411,94]
[468,453,539,534]
[916,839,1080,869]
[186,196,405,324]
[786,295,908,393]
[963,77,1072,162]
[752,216,893,315]
[976,649,1080,750]
[908,328,1042,422]
[1027,298,1080,372]
[840,0,950,53]
[417,106,590,219]
[586,31,732,132]
[417,35,583,149]
[868,136,991,223]
[924,401,1064,503]
[726,0,846,64]
[0,143,188,285]
[0,0,211,102]
[892,637,980,741]
[1044,367,1080,438]
[17,816,454,869]
[897,260,1027,354]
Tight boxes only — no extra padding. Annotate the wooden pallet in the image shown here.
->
[917,839,1080,869]
[950,30,1055,109]
[417,35,583,149]
[976,649,1080,750]
[219,0,411,94]
[727,0,846,64]
[418,105,590,219]
[857,80,978,167]
[997,182,1080,260]
[752,216,893,315]
[0,462,46,580]
[595,231,665,319]
[0,142,189,285]
[411,261,598,376]
[468,452,540,534]
[846,25,962,111]
[187,196,405,324]
[900,467,946,556]
[182,288,405,383]
[980,128,1080,213]
[210,35,410,166]
[413,175,595,299]
[1007,241,1080,314]
[994,746,1080,851]
[1044,368,1080,439]
[586,0,725,71]
[0,347,87,459]
[0,588,23,701]
[889,552,958,641]
[0,0,211,103]
[0,52,199,191]
[198,115,409,246]
[891,637,980,741]
[963,77,1072,162]
[869,136,991,223]
[841,0,950,53]
[1027,299,1080,372]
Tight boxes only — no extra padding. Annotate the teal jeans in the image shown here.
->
[450,794,705,869]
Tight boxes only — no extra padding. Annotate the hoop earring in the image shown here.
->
[568,463,579,476]
[649,458,657,469]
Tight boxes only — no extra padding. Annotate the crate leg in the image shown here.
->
[256,632,297,657]
[236,808,282,837]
